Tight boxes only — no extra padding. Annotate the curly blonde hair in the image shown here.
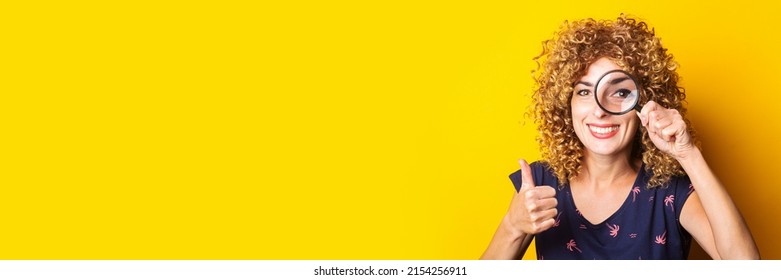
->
[530,15,697,188]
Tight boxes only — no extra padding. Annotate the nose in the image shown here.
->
[593,103,608,118]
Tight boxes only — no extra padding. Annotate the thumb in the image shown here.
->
[638,100,659,127]
[519,159,536,190]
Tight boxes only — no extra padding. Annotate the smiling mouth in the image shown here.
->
[588,125,619,134]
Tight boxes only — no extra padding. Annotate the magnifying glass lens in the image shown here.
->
[595,71,640,115]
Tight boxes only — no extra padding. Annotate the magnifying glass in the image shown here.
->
[594,70,643,115]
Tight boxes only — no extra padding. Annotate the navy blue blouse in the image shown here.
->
[509,161,694,260]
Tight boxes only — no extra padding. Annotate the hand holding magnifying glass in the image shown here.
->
[595,70,695,159]
[640,100,695,160]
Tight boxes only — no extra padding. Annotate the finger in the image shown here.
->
[638,100,660,127]
[673,119,690,144]
[526,193,557,211]
[652,113,673,133]
[647,111,658,133]
[661,120,686,143]
[647,127,666,145]
[534,197,558,211]
[519,159,536,190]
[651,108,681,142]
[534,208,558,222]
[535,185,557,199]
[660,126,675,142]
[647,110,672,135]
[534,218,556,233]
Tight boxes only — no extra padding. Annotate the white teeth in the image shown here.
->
[589,125,618,134]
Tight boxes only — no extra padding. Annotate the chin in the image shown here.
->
[584,141,631,157]
[586,147,619,156]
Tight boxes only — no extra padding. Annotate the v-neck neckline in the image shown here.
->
[567,163,645,227]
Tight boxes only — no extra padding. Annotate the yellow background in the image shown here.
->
[1,1,779,259]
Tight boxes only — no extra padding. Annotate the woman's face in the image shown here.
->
[571,57,640,157]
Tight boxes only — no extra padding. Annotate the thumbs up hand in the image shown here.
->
[505,159,558,235]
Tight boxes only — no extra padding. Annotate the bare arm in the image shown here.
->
[679,191,721,259]
[639,101,759,259]
[480,216,534,259]
[678,148,759,259]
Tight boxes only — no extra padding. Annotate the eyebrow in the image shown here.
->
[574,81,593,87]
[609,76,631,85]
[574,76,632,88]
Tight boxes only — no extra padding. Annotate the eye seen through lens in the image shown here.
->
[594,70,641,115]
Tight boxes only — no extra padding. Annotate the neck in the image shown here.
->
[575,150,640,190]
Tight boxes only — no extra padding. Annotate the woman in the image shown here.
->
[481,15,759,260]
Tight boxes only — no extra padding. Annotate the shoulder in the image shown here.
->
[658,173,694,197]
[642,166,692,193]
[645,171,695,215]
[669,173,695,208]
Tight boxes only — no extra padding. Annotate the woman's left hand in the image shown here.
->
[638,101,695,160]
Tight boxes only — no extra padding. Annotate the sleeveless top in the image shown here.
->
[509,161,694,260]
